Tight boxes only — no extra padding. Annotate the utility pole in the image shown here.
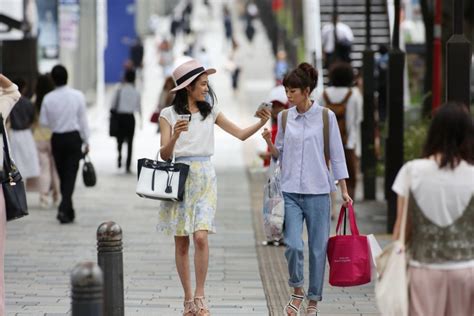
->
[385,0,405,233]
[446,0,472,110]
[361,0,376,200]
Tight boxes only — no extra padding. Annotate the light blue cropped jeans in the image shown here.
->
[282,192,331,301]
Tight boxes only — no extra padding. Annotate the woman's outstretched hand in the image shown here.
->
[255,108,271,123]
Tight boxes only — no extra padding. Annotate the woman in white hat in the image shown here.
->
[158,59,271,316]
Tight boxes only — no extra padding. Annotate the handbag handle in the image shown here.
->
[335,204,360,236]
[0,114,14,175]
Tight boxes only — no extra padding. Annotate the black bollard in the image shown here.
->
[71,262,104,316]
[97,222,124,316]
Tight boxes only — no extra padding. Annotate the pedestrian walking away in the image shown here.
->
[152,76,175,133]
[111,69,142,173]
[321,14,354,68]
[392,102,474,316]
[39,65,90,224]
[0,73,21,315]
[9,78,41,183]
[262,63,352,316]
[319,62,363,200]
[157,59,271,316]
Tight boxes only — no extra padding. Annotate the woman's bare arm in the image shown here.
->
[215,109,270,141]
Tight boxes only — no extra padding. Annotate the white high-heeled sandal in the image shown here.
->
[306,304,320,316]
[284,293,305,315]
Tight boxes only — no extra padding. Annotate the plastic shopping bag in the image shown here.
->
[367,234,382,280]
[262,161,284,241]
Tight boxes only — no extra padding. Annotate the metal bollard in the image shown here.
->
[97,222,124,316]
[71,262,104,316]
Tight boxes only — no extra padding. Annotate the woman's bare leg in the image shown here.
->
[175,236,193,300]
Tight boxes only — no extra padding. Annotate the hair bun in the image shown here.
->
[298,62,318,82]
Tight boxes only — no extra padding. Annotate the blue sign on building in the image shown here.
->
[104,0,136,83]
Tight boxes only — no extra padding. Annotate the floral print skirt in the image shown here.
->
[157,160,217,236]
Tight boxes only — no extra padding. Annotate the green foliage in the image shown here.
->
[297,37,305,63]
[404,119,430,162]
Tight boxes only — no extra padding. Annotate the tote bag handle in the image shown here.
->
[335,204,360,236]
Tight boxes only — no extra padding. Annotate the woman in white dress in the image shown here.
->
[9,78,40,182]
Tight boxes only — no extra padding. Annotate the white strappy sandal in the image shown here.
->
[306,304,320,316]
[284,293,305,315]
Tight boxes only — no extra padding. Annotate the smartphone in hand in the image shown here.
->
[254,102,272,117]
[177,114,191,122]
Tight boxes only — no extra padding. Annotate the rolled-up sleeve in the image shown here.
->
[328,110,349,180]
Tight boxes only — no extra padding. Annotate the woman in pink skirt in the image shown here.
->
[33,74,60,208]
[392,102,474,316]
[0,73,21,314]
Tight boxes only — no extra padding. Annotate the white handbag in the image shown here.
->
[375,175,410,316]
[136,156,189,201]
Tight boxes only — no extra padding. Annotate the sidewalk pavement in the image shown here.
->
[5,1,388,315]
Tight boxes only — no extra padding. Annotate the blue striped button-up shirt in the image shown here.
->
[275,104,349,194]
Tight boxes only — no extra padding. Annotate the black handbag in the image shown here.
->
[109,88,120,137]
[82,154,96,187]
[0,114,28,221]
[136,158,189,201]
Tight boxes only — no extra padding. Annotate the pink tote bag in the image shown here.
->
[327,204,371,287]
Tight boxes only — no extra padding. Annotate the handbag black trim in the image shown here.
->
[136,158,190,201]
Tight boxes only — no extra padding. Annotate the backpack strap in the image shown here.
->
[322,90,332,105]
[281,109,289,134]
[322,108,330,168]
[340,89,353,105]
[324,89,352,106]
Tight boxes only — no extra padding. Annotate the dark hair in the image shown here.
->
[328,62,354,87]
[172,73,216,120]
[124,69,136,84]
[378,44,389,55]
[282,62,318,93]
[51,64,68,86]
[35,73,55,114]
[422,102,474,169]
[13,77,27,93]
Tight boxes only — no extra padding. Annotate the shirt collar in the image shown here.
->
[293,101,317,119]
